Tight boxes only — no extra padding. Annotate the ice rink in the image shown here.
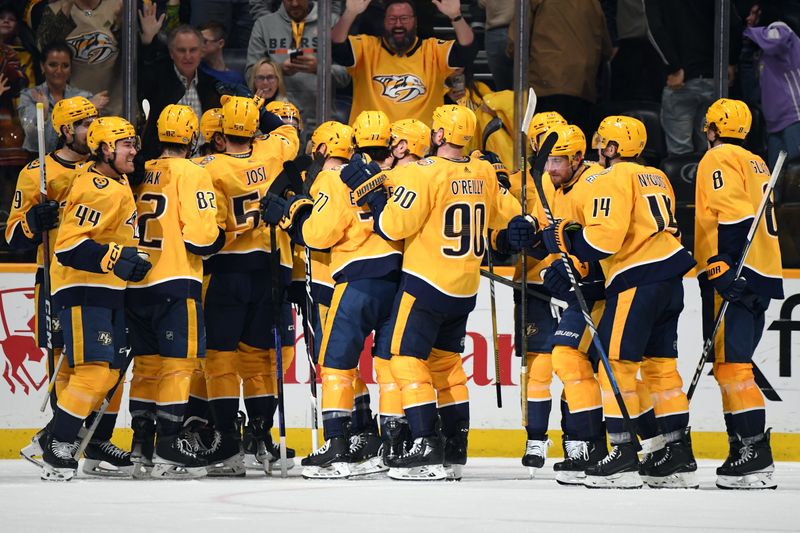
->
[1,458,798,532]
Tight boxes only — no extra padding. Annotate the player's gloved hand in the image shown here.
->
[260,192,288,227]
[340,154,386,205]
[506,215,540,251]
[475,150,511,190]
[542,219,581,255]
[542,256,590,299]
[25,200,60,234]
[113,247,152,282]
[706,254,747,302]
[279,194,314,231]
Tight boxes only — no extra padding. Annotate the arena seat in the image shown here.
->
[660,152,702,205]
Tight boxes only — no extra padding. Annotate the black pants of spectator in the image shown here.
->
[190,0,254,49]
[610,38,666,103]
[537,94,594,143]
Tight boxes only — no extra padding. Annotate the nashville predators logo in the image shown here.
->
[67,31,118,64]
[373,74,426,103]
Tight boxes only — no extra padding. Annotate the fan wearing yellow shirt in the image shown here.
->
[696,98,783,490]
[332,0,477,125]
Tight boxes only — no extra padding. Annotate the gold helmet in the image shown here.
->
[266,100,302,130]
[593,115,647,158]
[87,116,138,156]
[200,108,223,142]
[390,118,430,158]
[220,95,259,137]
[548,123,586,159]
[51,96,97,135]
[431,104,476,147]
[157,104,198,145]
[704,98,752,140]
[353,110,391,148]
[527,111,567,151]
[311,121,354,159]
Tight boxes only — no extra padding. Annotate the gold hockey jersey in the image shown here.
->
[128,157,223,304]
[695,143,783,298]
[377,155,520,312]
[51,166,139,309]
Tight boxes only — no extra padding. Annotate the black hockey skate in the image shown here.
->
[444,421,469,481]
[584,442,643,489]
[348,430,387,477]
[301,436,351,479]
[130,416,156,479]
[151,435,208,479]
[646,428,698,489]
[20,427,47,468]
[521,438,551,478]
[553,437,607,486]
[82,440,134,478]
[41,433,79,482]
[381,417,410,466]
[180,416,217,454]
[387,436,446,481]
[637,435,666,484]
[201,430,245,477]
[242,416,296,474]
[716,429,777,490]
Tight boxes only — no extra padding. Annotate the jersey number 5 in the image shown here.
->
[442,202,486,257]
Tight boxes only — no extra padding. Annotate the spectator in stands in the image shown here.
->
[479,0,513,91]
[0,2,39,88]
[248,57,287,104]
[247,0,350,132]
[138,14,221,161]
[332,0,477,125]
[35,0,122,116]
[511,0,611,140]
[738,2,763,107]
[646,0,742,155]
[0,40,28,213]
[191,0,254,49]
[17,41,105,155]
[200,21,247,89]
[744,21,800,170]
[609,0,665,102]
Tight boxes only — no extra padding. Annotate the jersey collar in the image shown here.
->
[380,35,423,57]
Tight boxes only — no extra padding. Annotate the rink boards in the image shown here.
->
[0,264,798,460]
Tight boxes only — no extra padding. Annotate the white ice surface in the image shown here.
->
[1,458,798,533]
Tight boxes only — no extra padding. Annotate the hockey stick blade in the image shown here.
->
[532,131,557,176]
[521,88,537,134]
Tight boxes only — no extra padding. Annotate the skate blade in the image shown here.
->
[445,465,463,481]
[81,459,134,478]
[646,471,699,489]
[347,457,388,478]
[151,463,207,479]
[301,462,351,479]
[716,469,777,490]
[244,453,263,470]
[41,465,76,482]
[555,471,586,486]
[266,457,296,476]
[132,461,154,479]
[206,453,246,477]
[527,466,545,479]
[388,464,447,481]
[20,450,44,469]
[584,471,643,489]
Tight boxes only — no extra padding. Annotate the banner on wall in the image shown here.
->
[1,269,798,434]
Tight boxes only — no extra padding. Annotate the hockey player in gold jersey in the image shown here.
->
[200,96,298,476]
[337,104,520,480]
[126,105,224,479]
[533,116,698,489]
[389,118,429,167]
[41,116,152,481]
[696,98,783,489]
[7,97,98,470]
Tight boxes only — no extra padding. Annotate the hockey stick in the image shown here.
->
[35,103,57,413]
[481,116,505,152]
[519,87,537,426]
[479,268,563,306]
[532,131,640,450]
[269,225,289,478]
[487,251,502,408]
[74,349,134,459]
[686,150,787,401]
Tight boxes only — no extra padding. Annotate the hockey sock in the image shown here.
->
[156,357,194,437]
[553,345,603,441]
[130,355,161,420]
[428,348,470,438]
[524,352,552,441]
[321,367,356,439]
[598,359,640,443]
[391,355,437,439]
[88,382,124,441]
[438,403,469,440]
[641,357,690,434]
[714,362,766,438]
[350,374,376,433]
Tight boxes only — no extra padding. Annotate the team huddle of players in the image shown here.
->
[5,90,782,490]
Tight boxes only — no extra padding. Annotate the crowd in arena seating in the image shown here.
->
[0,0,799,264]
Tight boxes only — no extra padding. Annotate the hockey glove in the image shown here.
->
[111,246,152,282]
[706,254,747,302]
[279,195,314,232]
[260,192,288,227]
[24,200,60,235]
[340,154,386,206]
[506,215,540,251]
[542,219,582,255]
[542,256,590,300]
[475,150,511,190]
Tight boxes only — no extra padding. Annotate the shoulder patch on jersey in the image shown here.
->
[416,158,434,166]
[194,155,215,167]
[26,159,40,170]
[93,177,109,189]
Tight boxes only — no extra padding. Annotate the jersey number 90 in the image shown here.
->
[442,202,486,257]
